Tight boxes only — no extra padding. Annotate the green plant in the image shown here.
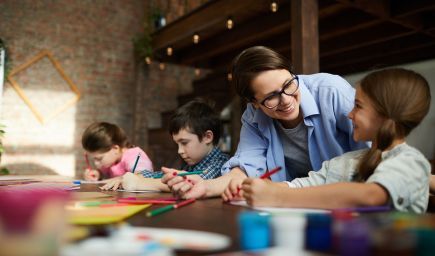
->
[132,7,165,63]
[133,32,152,62]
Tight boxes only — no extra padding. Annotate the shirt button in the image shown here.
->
[397,197,404,205]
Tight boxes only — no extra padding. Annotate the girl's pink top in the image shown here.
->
[101,147,153,178]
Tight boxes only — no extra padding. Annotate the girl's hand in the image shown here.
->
[100,176,123,191]
[241,178,281,207]
[222,178,245,202]
[84,169,100,181]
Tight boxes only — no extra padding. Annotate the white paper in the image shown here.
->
[230,200,330,214]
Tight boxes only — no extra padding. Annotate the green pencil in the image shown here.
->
[146,204,174,217]
[146,198,196,217]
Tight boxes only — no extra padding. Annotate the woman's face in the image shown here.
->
[251,69,302,128]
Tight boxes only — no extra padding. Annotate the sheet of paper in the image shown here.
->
[67,204,150,225]
[230,200,330,214]
[116,189,160,193]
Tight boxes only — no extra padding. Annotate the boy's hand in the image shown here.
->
[121,172,140,191]
[241,178,281,207]
[100,176,123,191]
[222,177,245,202]
[161,167,206,199]
[83,169,100,181]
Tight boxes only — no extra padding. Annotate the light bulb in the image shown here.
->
[145,57,151,65]
[226,18,233,29]
[166,47,173,56]
[195,68,201,76]
[193,33,200,44]
[271,2,278,12]
[159,62,165,70]
[227,73,233,81]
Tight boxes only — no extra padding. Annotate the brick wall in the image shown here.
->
[0,0,204,177]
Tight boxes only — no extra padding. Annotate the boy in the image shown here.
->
[101,99,229,191]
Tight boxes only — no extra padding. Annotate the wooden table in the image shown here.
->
[78,185,435,256]
[79,184,245,255]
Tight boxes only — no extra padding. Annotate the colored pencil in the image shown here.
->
[118,198,177,204]
[259,166,282,179]
[146,198,196,217]
[131,153,141,173]
[152,170,204,179]
[338,206,391,213]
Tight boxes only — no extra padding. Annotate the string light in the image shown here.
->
[193,33,200,44]
[145,57,152,65]
[226,17,233,30]
[166,47,173,56]
[271,1,278,12]
[159,62,165,70]
[195,68,201,76]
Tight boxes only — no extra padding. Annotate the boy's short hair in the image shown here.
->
[169,99,221,145]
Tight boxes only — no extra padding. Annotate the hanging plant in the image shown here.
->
[132,7,167,64]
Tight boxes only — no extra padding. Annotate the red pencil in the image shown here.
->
[118,198,176,204]
[259,166,282,179]
[174,198,196,209]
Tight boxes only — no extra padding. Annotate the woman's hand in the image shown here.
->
[221,177,245,202]
[83,169,100,181]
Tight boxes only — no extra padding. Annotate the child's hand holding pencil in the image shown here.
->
[83,153,100,181]
[161,167,206,199]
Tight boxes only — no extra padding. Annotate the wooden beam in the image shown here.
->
[392,0,435,18]
[323,42,435,75]
[321,33,433,70]
[176,6,291,66]
[291,0,319,74]
[320,23,414,57]
[151,0,266,51]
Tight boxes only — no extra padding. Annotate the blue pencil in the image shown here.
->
[131,153,140,173]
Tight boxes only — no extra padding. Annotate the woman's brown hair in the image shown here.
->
[230,46,293,101]
[355,68,431,181]
[82,122,132,153]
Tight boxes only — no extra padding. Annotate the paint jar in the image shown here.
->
[238,211,271,250]
[0,185,69,256]
[339,218,371,256]
[270,214,306,250]
[305,213,332,252]
[331,209,354,252]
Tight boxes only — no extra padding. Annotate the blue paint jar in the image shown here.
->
[305,213,332,252]
[238,211,271,250]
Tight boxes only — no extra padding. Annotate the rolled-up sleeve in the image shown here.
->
[221,108,268,177]
[367,152,430,213]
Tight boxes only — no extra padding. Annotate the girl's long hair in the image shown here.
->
[355,68,431,181]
